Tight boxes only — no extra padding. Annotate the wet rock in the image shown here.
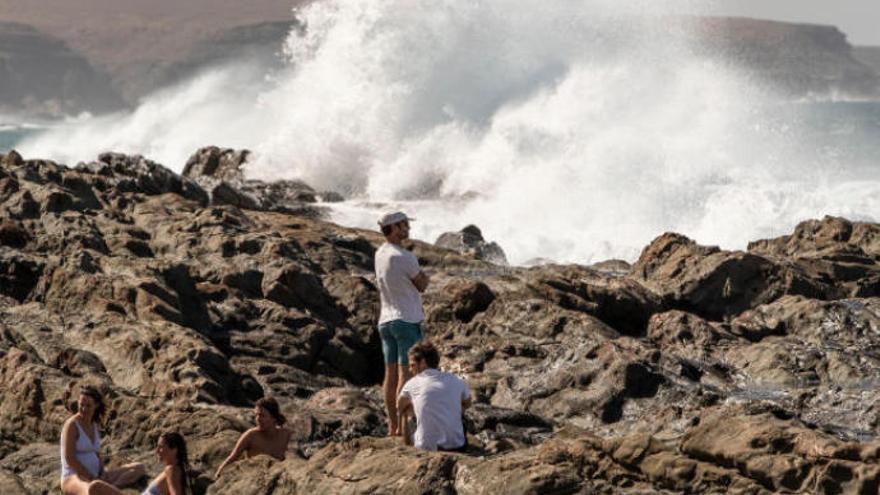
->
[435,225,508,265]
[182,146,249,183]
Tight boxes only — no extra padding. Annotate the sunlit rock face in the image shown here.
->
[1,148,879,493]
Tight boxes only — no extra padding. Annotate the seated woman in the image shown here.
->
[142,432,192,495]
[214,397,292,478]
[60,386,146,495]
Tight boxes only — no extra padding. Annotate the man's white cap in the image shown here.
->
[378,211,414,227]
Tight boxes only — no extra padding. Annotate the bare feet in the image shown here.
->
[387,420,399,437]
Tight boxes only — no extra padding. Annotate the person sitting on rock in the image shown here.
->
[60,386,147,495]
[397,341,472,452]
[376,210,430,436]
[214,397,292,478]
[142,432,192,495]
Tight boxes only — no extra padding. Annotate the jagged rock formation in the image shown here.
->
[0,148,879,494]
[181,146,339,215]
[434,225,508,265]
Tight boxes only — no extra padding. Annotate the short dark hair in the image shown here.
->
[256,397,287,425]
[381,219,408,237]
[408,340,440,369]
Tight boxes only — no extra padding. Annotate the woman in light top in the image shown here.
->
[60,386,146,495]
[214,397,292,478]
[141,432,192,495]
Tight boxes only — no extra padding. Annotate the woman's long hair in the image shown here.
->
[161,432,193,494]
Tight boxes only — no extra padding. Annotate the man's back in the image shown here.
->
[401,369,470,450]
[375,242,424,324]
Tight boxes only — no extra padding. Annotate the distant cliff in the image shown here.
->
[1,14,878,118]
[853,46,880,81]
[0,22,124,117]
[691,17,880,98]
[111,20,299,103]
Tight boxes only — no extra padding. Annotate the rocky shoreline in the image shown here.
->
[1,148,879,494]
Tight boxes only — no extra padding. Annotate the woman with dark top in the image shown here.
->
[141,432,192,495]
[214,397,292,478]
[60,386,146,495]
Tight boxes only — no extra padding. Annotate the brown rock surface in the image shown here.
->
[1,150,880,494]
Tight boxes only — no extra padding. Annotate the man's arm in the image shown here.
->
[397,395,414,446]
[411,271,430,293]
[401,251,429,293]
[214,430,253,479]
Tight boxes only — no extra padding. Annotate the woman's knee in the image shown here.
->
[86,480,111,495]
[132,462,146,477]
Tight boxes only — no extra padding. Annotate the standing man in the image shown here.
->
[398,341,471,451]
[376,211,430,436]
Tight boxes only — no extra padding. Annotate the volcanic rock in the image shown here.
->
[182,146,323,216]
[435,224,508,265]
[2,150,880,494]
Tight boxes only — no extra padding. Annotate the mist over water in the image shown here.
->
[18,59,277,170]
[17,0,880,264]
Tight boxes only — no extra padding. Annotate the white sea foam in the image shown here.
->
[18,59,278,169]
[17,0,880,264]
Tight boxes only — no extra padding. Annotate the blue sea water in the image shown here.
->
[0,127,36,153]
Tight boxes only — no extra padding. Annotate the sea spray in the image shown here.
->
[18,59,277,171]
[17,0,880,264]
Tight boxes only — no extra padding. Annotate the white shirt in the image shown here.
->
[400,369,471,451]
[375,242,425,324]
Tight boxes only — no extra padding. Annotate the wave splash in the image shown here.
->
[20,0,880,264]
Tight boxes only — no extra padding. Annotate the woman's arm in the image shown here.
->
[61,420,95,481]
[214,430,252,479]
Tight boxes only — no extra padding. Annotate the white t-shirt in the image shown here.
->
[400,369,471,451]
[375,242,425,324]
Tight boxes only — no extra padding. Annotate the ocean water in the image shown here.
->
[0,127,37,153]
[13,0,880,264]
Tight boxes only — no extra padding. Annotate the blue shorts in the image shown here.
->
[379,320,423,365]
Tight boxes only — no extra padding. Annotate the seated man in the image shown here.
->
[397,341,471,451]
[214,397,292,478]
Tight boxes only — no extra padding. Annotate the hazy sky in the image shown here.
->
[694,0,880,46]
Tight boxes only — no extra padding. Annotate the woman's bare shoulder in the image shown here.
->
[61,415,78,433]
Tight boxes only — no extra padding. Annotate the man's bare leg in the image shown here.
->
[384,363,400,436]
[396,365,413,439]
